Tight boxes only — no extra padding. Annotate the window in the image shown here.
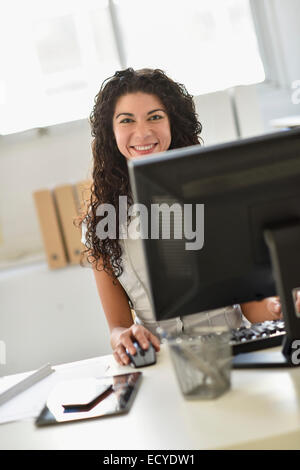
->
[115,0,265,95]
[0,0,119,134]
[0,0,264,135]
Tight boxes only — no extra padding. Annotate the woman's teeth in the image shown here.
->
[133,144,156,151]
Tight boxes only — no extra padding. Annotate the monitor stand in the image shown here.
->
[233,221,300,369]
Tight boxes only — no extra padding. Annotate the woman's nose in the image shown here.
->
[133,121,153,140]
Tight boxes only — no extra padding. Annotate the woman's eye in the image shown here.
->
[120,118,133,124]
[149,114,163,121]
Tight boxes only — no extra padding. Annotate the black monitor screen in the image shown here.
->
[128,128,300,333]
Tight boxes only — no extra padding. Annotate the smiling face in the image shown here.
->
[112,92,172,160]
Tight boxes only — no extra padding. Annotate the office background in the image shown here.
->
[0,0,299,375]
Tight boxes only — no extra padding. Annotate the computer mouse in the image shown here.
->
[126,341,156,368]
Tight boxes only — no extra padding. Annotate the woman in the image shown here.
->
[80,67,283,366]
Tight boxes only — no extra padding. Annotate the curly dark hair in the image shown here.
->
[80,67,202,278]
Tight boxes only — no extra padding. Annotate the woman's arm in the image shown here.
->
[93,263,160,366]
[241,291,300,324]
[240,297,282,324]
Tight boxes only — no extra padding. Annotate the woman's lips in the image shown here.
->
[130,143,158,155]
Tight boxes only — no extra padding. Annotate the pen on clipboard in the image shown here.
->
[0,363,55,406]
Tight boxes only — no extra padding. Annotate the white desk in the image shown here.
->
[1,345,300,450]
[270,115,300,129]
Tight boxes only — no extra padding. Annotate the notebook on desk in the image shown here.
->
[35,372,142,426]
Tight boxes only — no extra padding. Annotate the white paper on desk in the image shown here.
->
[0,358,110,424]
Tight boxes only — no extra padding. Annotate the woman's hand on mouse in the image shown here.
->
[111,324,160,366]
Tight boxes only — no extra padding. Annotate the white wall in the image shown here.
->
[257,82,300,130]
[272,0,300,86]
[251,0,300,89]
[0,119,92,266]
[194,91,238,146]
[0,261,111,376]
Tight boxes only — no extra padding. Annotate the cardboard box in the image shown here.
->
[33,190,68,269]
[53,185,83,265]
[74,180,92,215]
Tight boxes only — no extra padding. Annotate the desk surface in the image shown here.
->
[270,115,300,129]
[1,345,300,450]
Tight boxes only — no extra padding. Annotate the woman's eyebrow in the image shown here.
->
[147,108,166,115]
[115,112,134,119]
[115,108,166,119]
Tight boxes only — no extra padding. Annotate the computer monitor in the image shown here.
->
[127,128,300,367]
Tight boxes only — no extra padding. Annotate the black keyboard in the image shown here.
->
[230,320,286,355]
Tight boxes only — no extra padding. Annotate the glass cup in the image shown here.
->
[160,325,232,399]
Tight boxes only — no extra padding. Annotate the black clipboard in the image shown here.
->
[35,372,142,426]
